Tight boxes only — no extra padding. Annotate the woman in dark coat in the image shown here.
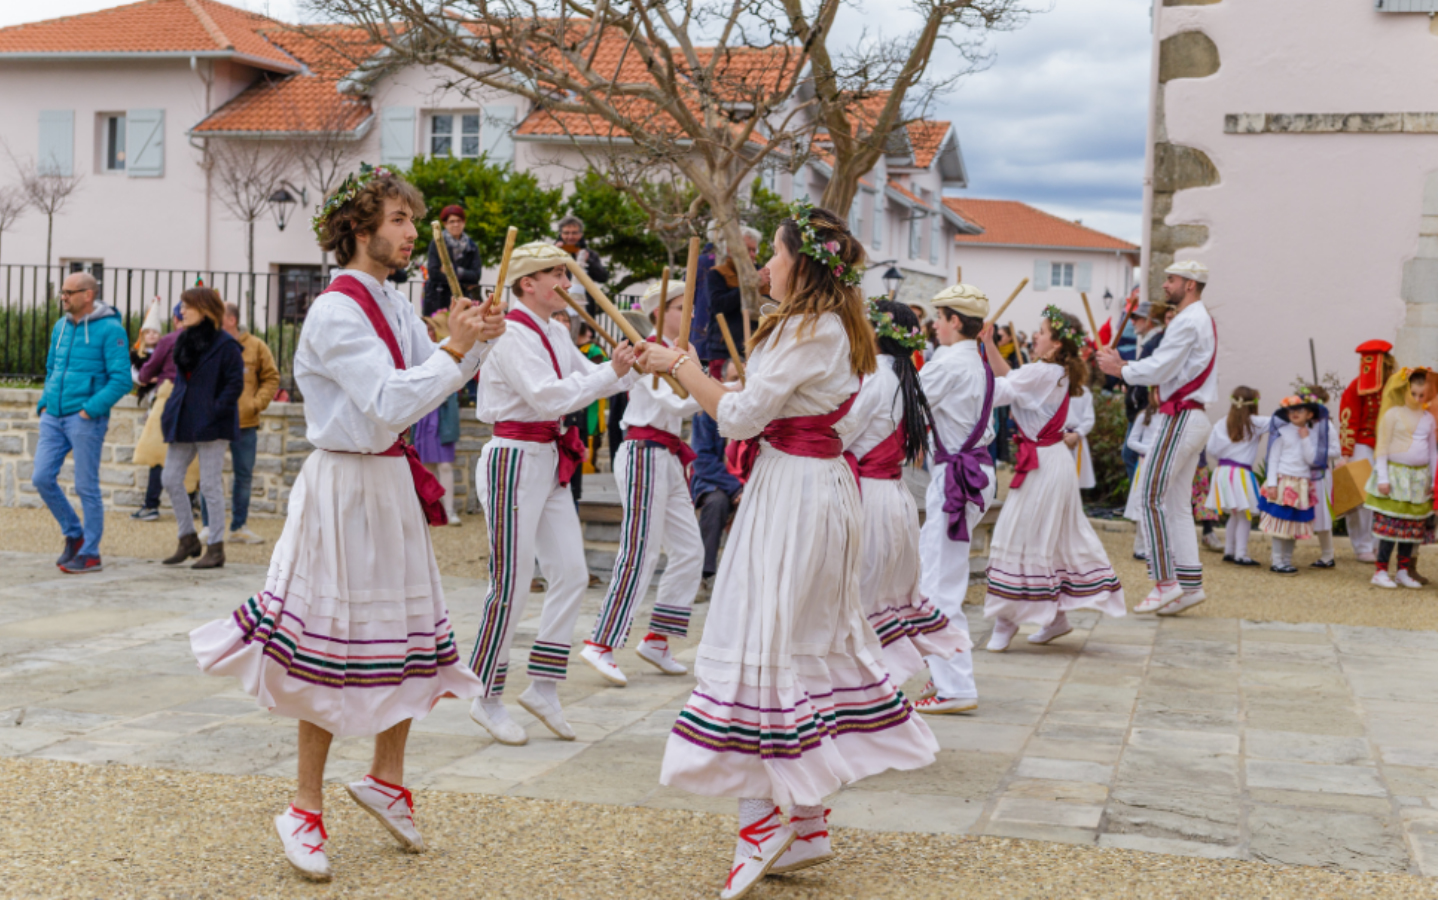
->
[160,286,244,569]
[423,205,482,317]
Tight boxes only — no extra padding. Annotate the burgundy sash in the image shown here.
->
[1158,319,1218,416]
[496,309,585,487]
[725,391,861,486]
[932,347,996,542]
[626,425,698,469]
[856,426,907,480]
[1010,392,1072,491]
[325,276,449,526]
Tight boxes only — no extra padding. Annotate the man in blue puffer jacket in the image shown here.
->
[33,271,133,573]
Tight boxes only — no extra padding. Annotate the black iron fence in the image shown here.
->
[1,263,639,391]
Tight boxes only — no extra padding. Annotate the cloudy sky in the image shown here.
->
[1,0,1151,242]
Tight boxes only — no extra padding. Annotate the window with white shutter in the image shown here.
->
[126,108,164,178]
[929,211,941,264]
[872,192,885,250]
[1076,261,1093,292]
[1033,259,1050,291]
[482,107,517,163]
[380,106,416,167]
[37,110,74,177]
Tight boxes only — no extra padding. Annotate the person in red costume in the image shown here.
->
[1338,340,1395,562]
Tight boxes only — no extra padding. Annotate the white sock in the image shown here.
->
[478,696,511,721]
[1234,516,1252,559]
[438,462,455,519]
[1316,530,1334,562]
[736,798,777,861]
[1273,538,1295,567]
[789,804,826,836]
[526,679,559,704]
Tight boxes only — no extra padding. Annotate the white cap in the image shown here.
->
[504,242,572,287]
[640,280,686,318]
[1164,259,1208,284]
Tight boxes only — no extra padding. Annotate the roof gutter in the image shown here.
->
[950,240,1140,254]
[0,49,300,73]
[940,206,984,236]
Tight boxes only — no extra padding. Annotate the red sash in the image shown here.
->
[1158,319,1217,416]
[325,275,449,526]
[856,425,907,480]
[497,309,585,486]
[725,390,861,486]
[1011,392,1071,491]
[626,425,698,469]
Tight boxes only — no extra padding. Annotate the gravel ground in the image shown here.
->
[1,505,1434,631]
[3,758,1431,900]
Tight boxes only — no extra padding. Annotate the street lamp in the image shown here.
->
[268,182,308,231]
[1102,288,1114,310]
[881,264,905,300]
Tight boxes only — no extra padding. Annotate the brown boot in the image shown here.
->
[163,533,202,566]
[193,541,225,570]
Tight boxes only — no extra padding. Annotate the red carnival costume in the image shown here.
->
[1338,340,1394,559]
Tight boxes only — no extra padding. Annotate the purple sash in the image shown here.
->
[932,347,995,542]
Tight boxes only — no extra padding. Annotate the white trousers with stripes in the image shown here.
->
[469,438,590,697]
[589,440,704,649]
[917,462,995,701]
[1136,410,1210,592]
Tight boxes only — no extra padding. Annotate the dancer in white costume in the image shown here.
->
[1123,400,1158,561]
[982,307,1125,651]
[844,299,971,694]
[582,281,705,685]
[915,283,997,714]
[1064,385,1096,490]
[189,166,506,881]
[1204,386,1268,566]
[637,205,938,899]
[468,242,638,746]
[1098,260,1218,616]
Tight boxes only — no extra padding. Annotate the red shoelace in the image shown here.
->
[792,808,831,843]
[288,807,327,855]
[725,807,781,889]
[364,777,415,823]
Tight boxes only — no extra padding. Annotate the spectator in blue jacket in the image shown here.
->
[33,271,133,573]
[689,376,743,596]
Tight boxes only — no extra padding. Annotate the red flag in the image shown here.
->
[1097,318,1113,347]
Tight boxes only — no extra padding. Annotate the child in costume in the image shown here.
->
[1339,340,1396,561]
[846,299,971,701]
[1364,368,1435,589]
[915,283,998,714]
[413,316,464,526]
[638,204,939,898]
[1064,384,1096,491]
[582,281,705,686]
[1306,385,1343,568]
[1258,388,1330,575]
[1204,386,1267,566]
[983,307,1126,650]
[189,164,504,881]
[1123,394,1159,561]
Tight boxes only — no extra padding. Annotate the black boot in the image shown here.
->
[163,533,203,566]
[192,541,225,570]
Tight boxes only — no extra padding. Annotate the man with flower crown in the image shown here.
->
[188,163,507,882]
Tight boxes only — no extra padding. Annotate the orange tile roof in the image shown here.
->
[945,198,1138,252]
[0,0,297,70]
[192,74,371,134]
[905,120,950,169]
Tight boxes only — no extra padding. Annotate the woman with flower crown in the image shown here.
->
[636,206,940,899]
[979,308,1125,652]
[844,299,972,689]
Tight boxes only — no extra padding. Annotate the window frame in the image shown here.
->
[428,111,482,160]
[103,113,126,172]
[1050,261,1075,288]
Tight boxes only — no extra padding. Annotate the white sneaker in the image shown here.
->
[581,643,628,686]
[1135,583,1183,614]
[518,684,576,740]
[274,806,332,882]
[346,775,425,852]
[1395,569,1423,589]
[914,695,979,715]
[447,514,463,527]
[1371,571,1398,589]
[771,813,834,874]
[720,809,795,900]
[915,680,938,702]
[469,697,528,745]
[1157,590,1206,616]
[1201,531,1224,552]
[228,526,264,545]
[986,619,1018,652]
[637,639,688,675]
[1027,616,1073,645]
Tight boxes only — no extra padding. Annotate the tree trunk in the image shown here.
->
[819,154,875,224]
[45,213,54,297]
[247,218,256,320]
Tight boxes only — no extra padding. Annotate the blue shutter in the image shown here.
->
[1033,259,1050,292]
[872,192,885,250]
[1076,261,1093,292]
[380,106,416,167]
[126,108,164,178]
[483,106,517,164]
[37,110,74,176]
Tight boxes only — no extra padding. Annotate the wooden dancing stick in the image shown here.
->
[1080,292,1099,339]
[1109,296,1138,350]
[716,313,746,384]
[985,277,1029,327]
[488,226,519,311]
[553,286,617,350]
[431,220,466,303]
[562,258,689,399]
[679,236,700,352]
[652,264,671,389]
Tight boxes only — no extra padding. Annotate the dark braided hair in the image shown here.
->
[871,300,936,462]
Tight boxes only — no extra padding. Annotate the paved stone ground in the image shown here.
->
[0,550,1434,879]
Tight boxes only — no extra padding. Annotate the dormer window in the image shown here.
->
[430,113,480,158]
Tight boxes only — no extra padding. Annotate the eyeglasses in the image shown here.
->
[60,289,92,298]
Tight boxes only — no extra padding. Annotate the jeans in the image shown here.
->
[200,427,257,531]
[32,411,108,557]
[144,465,163,508]
[695,489,736,578]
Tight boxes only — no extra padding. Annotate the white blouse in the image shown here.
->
[1376,407,1436,482]
[619,335,702,437]
[476,303,637,424]
[844,356,903,461]
[715,313,861,442]
[1205,415,1270,468]
[1264,422,1320,485]
[1122,300,1219,409]
[293,269,489,454]
[919,340,996,457]
[993,361,1070,441]
[1127,415,1157,456]
[1065,389,1095,436]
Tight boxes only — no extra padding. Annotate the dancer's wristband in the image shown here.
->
[668,354,691,378]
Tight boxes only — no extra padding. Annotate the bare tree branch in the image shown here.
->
[0,185,27,266]
[5,141,84,283]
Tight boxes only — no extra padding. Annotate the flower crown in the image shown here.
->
[1230,394,1259,409]
[867,298,927,352]
[311,162,397,239]
[1042,305,1085,347]
[788,200,864,287]
[1280,388,1322,410]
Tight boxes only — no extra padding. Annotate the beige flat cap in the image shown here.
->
[1163,259,1208,284]
[505,242,572,287]
[931,283,990,319]
[640,280,687,318]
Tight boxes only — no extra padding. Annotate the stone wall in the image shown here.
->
[0,389,495,517]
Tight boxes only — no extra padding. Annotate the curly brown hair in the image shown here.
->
[317,173,425,267]
[749,207,876,379]
[1041,309,1090,397]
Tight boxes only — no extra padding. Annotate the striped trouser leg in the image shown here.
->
[646,452,705,639]
[469,443,540,697]
[590,442,661,649]
[1140,412,1189,585]
[528,461,594,679]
